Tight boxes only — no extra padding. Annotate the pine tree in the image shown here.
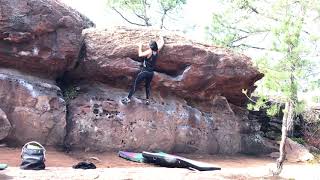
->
[207,0,320,174]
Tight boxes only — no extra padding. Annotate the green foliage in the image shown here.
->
[107,0,186,27]
[107,0,186,10]
[309,152,320,164]
[255,96,267,109]
[275,135,282,142]
[107,0,144,10]
[159,0,186,11]
[208,0,319,174]
[247,103,254,111]
[205,14,239,47]
[291,137,306,145]
[295,101,306,115]
[267,104,280,116]
[312,96,320,103]
[218,0,319,118]
[310,79,320,91]
[205,4,259,49]
[63,86,78,104]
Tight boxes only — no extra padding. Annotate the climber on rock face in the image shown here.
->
[122,36,165,105]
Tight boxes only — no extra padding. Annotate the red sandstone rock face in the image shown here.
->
[68,28,263,106]
[65,83,275,154]
[0,69,66,146]
[65,83,236,153]
[0,0,94,79]
[0,108,11,141]
[0,0,270,154]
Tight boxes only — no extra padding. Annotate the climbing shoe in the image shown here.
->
[121,97,131,104]
[145,99,150,105]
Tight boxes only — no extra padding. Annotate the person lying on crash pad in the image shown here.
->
[122,35,165,105]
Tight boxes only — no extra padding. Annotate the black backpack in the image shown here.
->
[20,141,46,170]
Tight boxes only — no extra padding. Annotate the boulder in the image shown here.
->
[240,134,278,155]
[268,138,315,162]
[0,0,268,154]
[0,108,11,140]
[229,104,277,155]
[65,83,273,154]
[231,104,261,133]
[268,122,282,132]
[0,69,66,146]
[65,83,237,153]
[68,27,263,106]
[285,138,314,162]
[0,0,94,79]
[265,131,281,140]
[305,144,320,154]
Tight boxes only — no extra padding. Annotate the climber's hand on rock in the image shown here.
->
[159,33,165,39]
[138,43,143,51]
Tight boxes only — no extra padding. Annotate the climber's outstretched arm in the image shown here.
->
[138,43,152,57]
[157,36,165,51]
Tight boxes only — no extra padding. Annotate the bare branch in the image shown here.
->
[165,13,179,21]
[248,5,259,14]
[230,35,249,44]
[160,9,168,29]
[231,43,267,50]
[132,11,146,21]
[141,0,151,26]
[304,71,320,78]
[302,30,311,35]
[214,16,270,34]
[154,7,179,20]
[112,7,147,26]
[214,18,251,33]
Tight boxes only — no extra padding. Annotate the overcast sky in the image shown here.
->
[60,0,319,63]
[60,0,218,41]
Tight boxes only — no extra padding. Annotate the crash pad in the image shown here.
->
[0,164,8,170]
[118,151,144,163]
[142,152,221,171]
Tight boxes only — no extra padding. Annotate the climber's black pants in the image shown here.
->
[128,70,154,99]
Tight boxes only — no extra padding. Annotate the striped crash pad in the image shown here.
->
[118,151,144,163]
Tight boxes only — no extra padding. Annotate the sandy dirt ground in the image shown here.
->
[0,147,319,180]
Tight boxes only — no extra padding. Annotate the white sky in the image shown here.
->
[61,0,319,65]
[60,0,217,41]
[58,0,294,59]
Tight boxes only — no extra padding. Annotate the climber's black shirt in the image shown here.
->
[143,51,158,72]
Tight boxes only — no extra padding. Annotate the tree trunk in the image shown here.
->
[273,100,294,175]
[287,70,297,137]
[160,10,167,29]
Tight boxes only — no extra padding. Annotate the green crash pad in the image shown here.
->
[118,151,171,163]
[118,151,144,163]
